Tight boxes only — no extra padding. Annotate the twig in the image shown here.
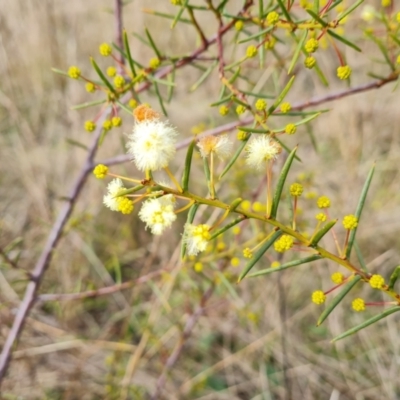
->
[37,269,164,302]
[99,73,399,168]
[150,285,214,400]
[0,247,20,270]
[115,0,124,67]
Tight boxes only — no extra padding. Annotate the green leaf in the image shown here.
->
[288,30,308,75]
[313,61,329,87]
[181,203,199,259]
[306,9,328,27]
[209,216,246,240]
[345,163,375,258]
[181,140,196,192]
[327,29,362,52]
[116,100,134,115]
[337,0,364,23]
[71,99,106,110]
[219,136,250,179]
[146,75,176,87]
[270,146,298,219]
[332,306,400,342]
[153,82,168,116]
[364,31,395,71]
[274,138,301,161]
[388,265,400,290]
[313,0,319,15]
[238,230,282,282]
[310,220,337,247]
[241,90,275,99]
[276,0,293,23]
[123,30,137,77]
[326,0,342,13]
[145,28,163,59]
[90,57,116,94]
[51,68,70,77]
[268,76,295,115]
[247,254,321,278]
[190,61,218,92]
[167,67,176,102]
[272,112,321,132]
[237,26,274,44]
[172,0,189,28]
[65,139,88,151]
[210,95,232,107]
[237,126,268,133]
[115,185,145,197]
[317,276,361,326]
[354,241,368,272]
[142,9,191,24]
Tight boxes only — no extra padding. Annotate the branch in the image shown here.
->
[37,269,164,302]
[99,72,399,168]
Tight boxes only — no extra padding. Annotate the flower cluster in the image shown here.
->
[103,179,134,214]
[312,290,326,305]
[342,215,358,230]
[245,135,282,169]
[139,195,177,235]
[273,235,294,253]
[184,224,211,256]
[290,183,303,197]
[369,274,385,289]
[127,118,178,172]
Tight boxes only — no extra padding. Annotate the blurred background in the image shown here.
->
[0,0,399,399]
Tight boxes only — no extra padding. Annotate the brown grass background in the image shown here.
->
[0,0,399,399]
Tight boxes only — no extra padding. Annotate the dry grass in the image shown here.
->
[0,0,399,399]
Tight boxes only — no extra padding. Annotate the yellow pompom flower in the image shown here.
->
[93,164,108,179]
[184,224,211,256]
[68,66,81,79]
[267,11,280,25]
[114,75,125,88]
[103,120,112,131]
[149,57,160,69]
[231,257,240,267]
[337,65,352,80]
[280,102,291,113]
[274,235,294,253]
[85,82,96,93]
[271,261,281,268]
[331,272,344,284]
[129,98,138,109]
[111,116,122,127]
[352,298,365,312]
[315,213,327,222]
[237,130,249,141]
[99,43,112,56]
[84,120,96,132]
[397,12,400,22]
[243,248,253,258]
[342,215,358,230]
[255,99,267,111]
[369,274,385,289]
[194,262,203,272]
[236,105,246,115]
[235,20,244,31]
[305,38,319,53]
[264,37,276,50]
[397,55,400,64]
[304,56,316,69]
[252,201,265,212]
[290,183,303,197]
[106,66,117,77]
[312,290,326,305]
[241,200,251,211]
[118,198,134,215]
[285,123,297,135]
[232,226,241,235]
[381,0,391,7]
[317,196,330,208]
[246,45,258,58]
[219,105,229,116]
